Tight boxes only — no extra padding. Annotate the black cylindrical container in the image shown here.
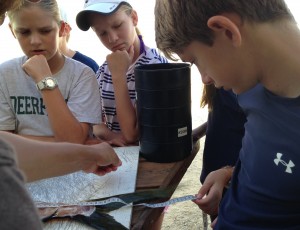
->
[135,63,192,163]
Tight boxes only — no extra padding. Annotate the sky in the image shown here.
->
[0,0,299,65]
[0,0,157,65]
[0,0,299,125]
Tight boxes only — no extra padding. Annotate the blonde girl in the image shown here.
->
[0,0,102,144]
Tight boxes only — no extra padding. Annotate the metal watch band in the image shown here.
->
[36,77,58,91]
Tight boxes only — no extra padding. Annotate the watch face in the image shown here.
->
[46,79,55,87]
[36,77,57,91]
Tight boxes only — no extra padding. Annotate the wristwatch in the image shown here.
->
[36,77,58,91]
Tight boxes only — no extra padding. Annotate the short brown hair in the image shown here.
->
[155,0,293,60]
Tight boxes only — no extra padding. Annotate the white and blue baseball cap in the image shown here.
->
[76,0,132,31]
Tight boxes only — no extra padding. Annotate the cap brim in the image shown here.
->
[76,10,93,31]
[76,3,124,31]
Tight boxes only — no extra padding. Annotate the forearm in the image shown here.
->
[42,89,89,143]
[93,123,124,141]
[19,134,56,142]
[220,165,235,187]
[0,131,56,142]
[10,133,86,144]
[20,143,86,182]
[0,139,43,229]
[21,56,89,143]
[107,50,137,142]
[113,76,138,142]
[93,123,112,140]
[0,132,86,182]
[116,103,138,143]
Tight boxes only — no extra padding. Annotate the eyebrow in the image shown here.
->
[15,25,53,31]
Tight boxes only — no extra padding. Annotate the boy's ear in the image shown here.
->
[207,15,241,47]
[8,23,17,38]
[131,9,138,26]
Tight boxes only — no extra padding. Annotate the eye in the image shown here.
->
[99,31,107,37]
[40,29,52,34]
[18,30,30,35]
[113,23,122,29]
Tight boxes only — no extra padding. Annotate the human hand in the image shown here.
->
[100,128,128,147]
[106,45,134,80]
[84,137,103,145]
[107,131,128,147]
[85,135,126,147]
[107,137,127,147]
[22,55,52,83]
[93,124,128,146]
[83,142,122,176]
[193,167,232,216]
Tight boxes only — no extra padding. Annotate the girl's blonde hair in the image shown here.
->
[7,0,60,26]
[119,3,141,36]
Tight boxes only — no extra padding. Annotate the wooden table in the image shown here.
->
[34,122,206,230]
[131,122,206,229]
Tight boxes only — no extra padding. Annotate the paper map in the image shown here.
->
[26,146,140,229]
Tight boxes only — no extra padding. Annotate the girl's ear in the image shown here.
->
[131,9,138,26]
[8,23,17,39]
[59,21,70,37]
[207,15,241,47]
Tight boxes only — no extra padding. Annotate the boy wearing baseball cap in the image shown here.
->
[76,0,168,147]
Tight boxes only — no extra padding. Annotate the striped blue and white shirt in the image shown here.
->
[96,46,168,132]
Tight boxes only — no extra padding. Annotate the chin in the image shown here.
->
[232,88,248,95]
[213,83,221,89]
[221,86,229,90]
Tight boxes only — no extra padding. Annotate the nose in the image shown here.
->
[108,31,118,43]
[201,73,214,85]
[193,64,214,85]
[30,33,42,45]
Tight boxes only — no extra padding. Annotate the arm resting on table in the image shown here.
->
[192,121,207,142]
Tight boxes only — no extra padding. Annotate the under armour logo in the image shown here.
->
[274,153,295,174]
